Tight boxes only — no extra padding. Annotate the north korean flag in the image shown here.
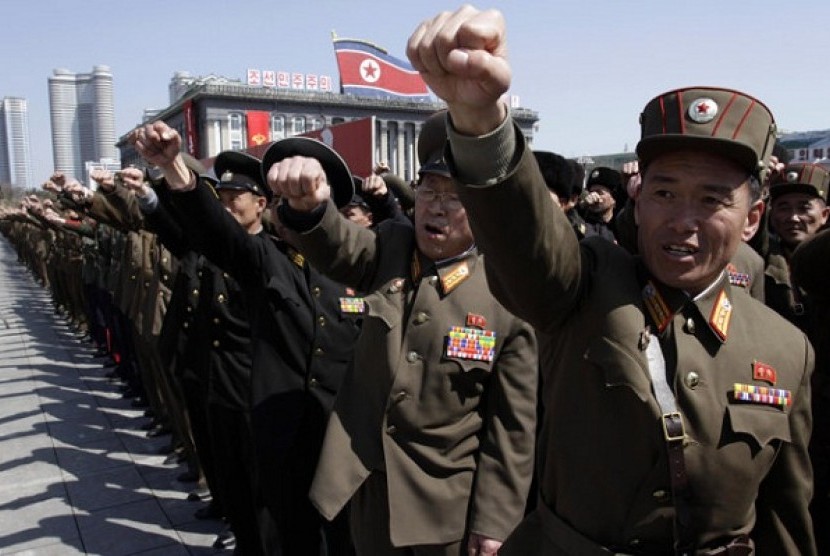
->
[333,38,431,101]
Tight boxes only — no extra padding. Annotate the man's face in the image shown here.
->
[586,184,616,214]
[414,173,474,261]
[218,189,265,234]
[635,150,762,295]
[770,192,829,249]
[340,204,373,228]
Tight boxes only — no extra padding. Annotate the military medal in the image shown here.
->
[339,296,365,314]
[446,326,496,363]
[726,264,751,289]
[733,383,791,407]
[752,360,777,385]
[466,313,487,329]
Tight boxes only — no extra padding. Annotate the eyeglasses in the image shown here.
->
[416,188,463,210]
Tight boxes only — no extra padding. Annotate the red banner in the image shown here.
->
[246,111,270,147]
[301,117,374,179]
[183,99,199,158]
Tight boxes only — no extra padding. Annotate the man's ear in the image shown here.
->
[742,199,764,242]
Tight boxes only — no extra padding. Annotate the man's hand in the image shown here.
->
[622,161,641,200]
[373,160,390,175]
[129,122,193,190]
[467,533,502,556]
[90,168,116,192]
[119,167,150,197]
[64,181,94,205]
[407,5,510,135]
[361,174,388,199]
[265,155,331,213]
[42,180,62,194]
[50,171,66,188]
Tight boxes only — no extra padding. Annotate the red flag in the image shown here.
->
[183,99,199,157]
[246,111,270,146]
[333,38,430,100]
[301,117,374,179]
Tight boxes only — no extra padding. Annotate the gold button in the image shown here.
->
[683,317,696,334]
[413,312,429,324]
[223,272,229,279]
[685,371,700,389]
[309,378,319,387]
[312,286,321,297]
[192,289,199,296]
[183,322,190,329]
[186,306,192,313]
[314,347,324,356]
[212,340,220,348]
[652,489,669,502]
[406,351,419,363]
[217,294,225,303]
[318,316,326,327]
[386,425,397,435]
[144,281,150,288]
[393,391,407,403]
[161,257,168,264]
[162,274,168,282]
[213,318,220,324]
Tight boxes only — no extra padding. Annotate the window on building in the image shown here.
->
[228,112,244,150]
[387,121,399,175]
[271,115,285,141]
[799,149,807,161]
[309,117,325,131]
[814,148,825,160]
[375,120,384,164]
[291,116,306,135]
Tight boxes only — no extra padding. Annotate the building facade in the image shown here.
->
[0,97,33,189]
[117,76,539,184]
[48,66,117,181]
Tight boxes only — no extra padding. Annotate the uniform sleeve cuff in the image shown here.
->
[446,108,517,186]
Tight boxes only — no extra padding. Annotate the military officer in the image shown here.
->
[407,6,815,554]
[130,122,361,556]
[270,112,537,556]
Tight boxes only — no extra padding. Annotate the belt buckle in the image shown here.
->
[662,412,685,442]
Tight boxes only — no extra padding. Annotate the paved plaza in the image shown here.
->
[0,239,228,555]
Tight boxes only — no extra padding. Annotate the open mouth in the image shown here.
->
[424,223,446,238]
[664,244,698,257]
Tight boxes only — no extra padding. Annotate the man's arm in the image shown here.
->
[407,6,582,333]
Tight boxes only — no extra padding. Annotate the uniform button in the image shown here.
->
[309,377,319,388]
[183,322,190,329]
[652,489,670,502]
[683,317,696,334]
[223,272,229,279]
[314,347,324,356]
[685,371,700,389]
[162,274,168,282]
[144,281,150,287]
[213,318,220,325]
[186,306,193,313]
[406,351,420,363]
[393,391,408,403]
[312,286,321,297]
[212,340,220,348]
[192,289,199,296]
[413,311,429,324]
[217,294,225,303]
[428,276,439,286]
[161,257,168,264]
[386,425,397,435]
[318,316,326,327]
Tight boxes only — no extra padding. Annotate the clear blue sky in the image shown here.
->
[3,0,829,182]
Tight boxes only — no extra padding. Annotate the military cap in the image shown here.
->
[769,163,830,202]
[214,150,273,203]
[418,111,451,177]
[636,86,777,178]
[533,150,575,199]
[261,137,354,208]
[585,166,622,192]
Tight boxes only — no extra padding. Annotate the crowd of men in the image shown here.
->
[1,5,829,556]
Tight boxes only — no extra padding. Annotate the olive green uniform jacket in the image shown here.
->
[283,203,538,547]
[447,117,815,555]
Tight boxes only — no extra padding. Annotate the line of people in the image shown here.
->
[2,4,830,555]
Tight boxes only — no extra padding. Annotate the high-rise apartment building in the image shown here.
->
[48,65,117,180]
[0,96,33,189]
